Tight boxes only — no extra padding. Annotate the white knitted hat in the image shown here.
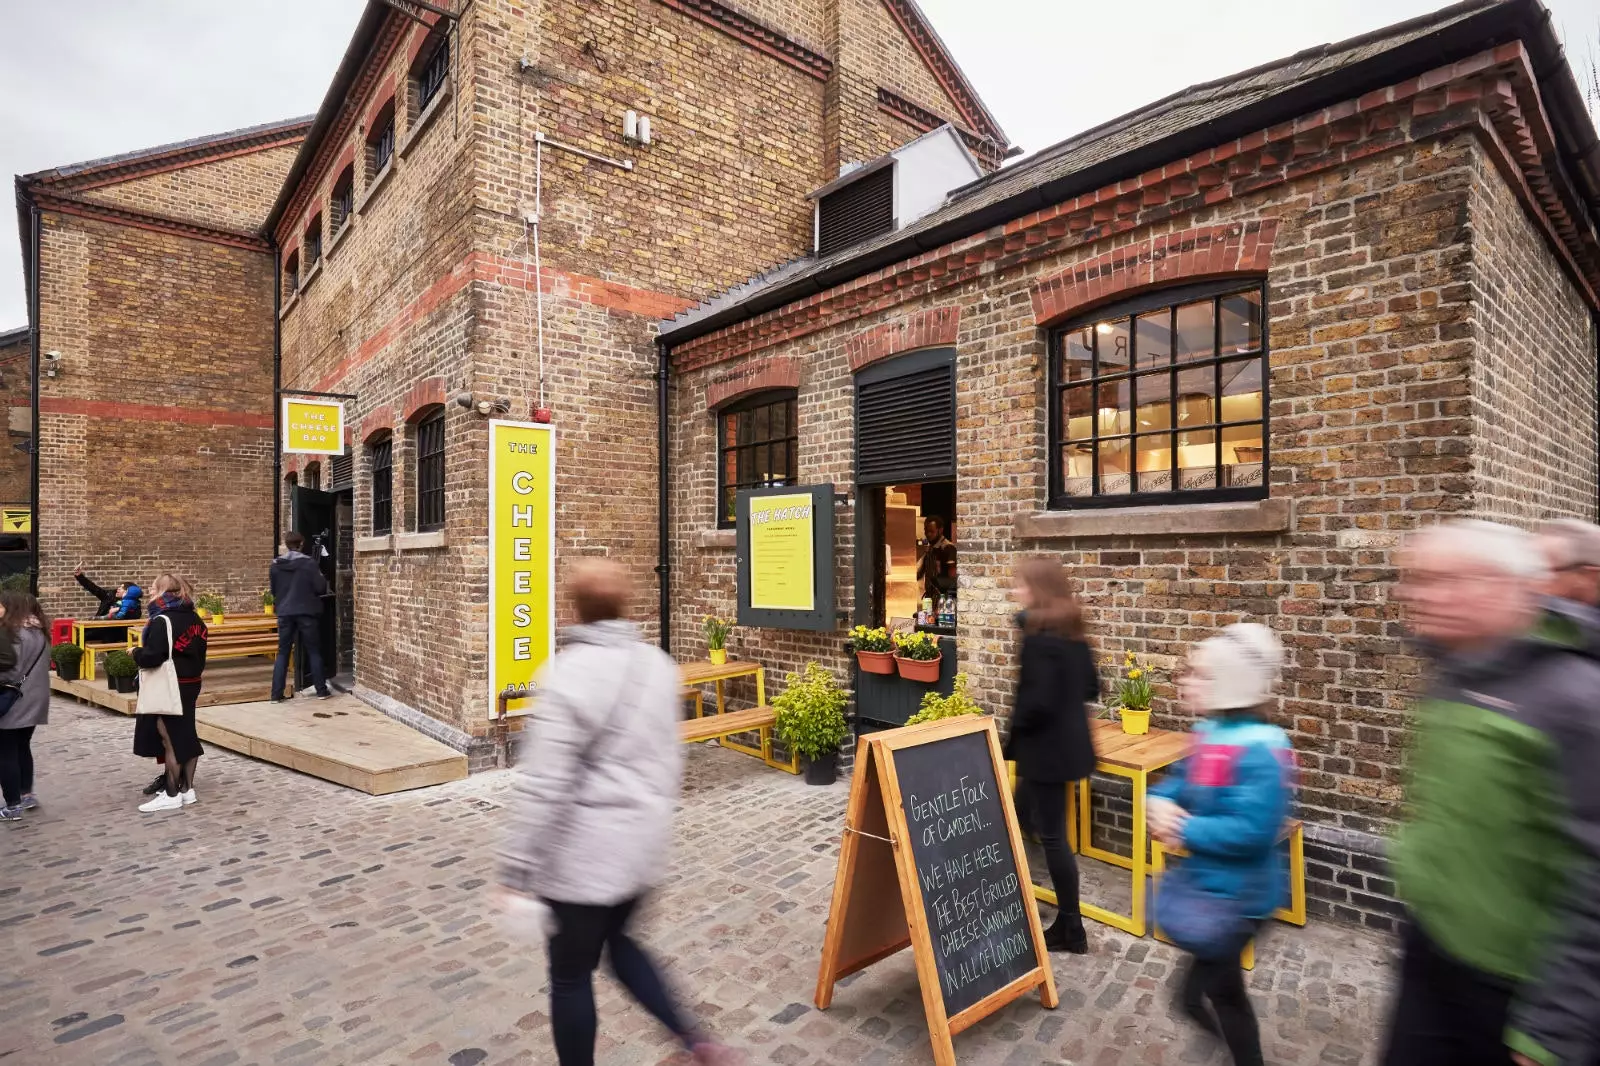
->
[1190,623,1285,713]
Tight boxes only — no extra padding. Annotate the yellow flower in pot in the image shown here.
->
[892,630,942,683]
[1112,651,1153,734]
[703,615,732,666]
[849,625,895,674]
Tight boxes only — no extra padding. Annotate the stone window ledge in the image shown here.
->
[299,260,323,295]
[395,530,447,551]
[355,535,392,554]
[399,80,451,161]
[326,218,355,259]
[1015,498,1289,540]
[357,162,394,214]
[696,528,735,550]
[279,290,300,320]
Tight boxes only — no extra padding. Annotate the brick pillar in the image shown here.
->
[822,0,886,178]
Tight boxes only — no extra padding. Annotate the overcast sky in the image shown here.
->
[1,0,1595,328]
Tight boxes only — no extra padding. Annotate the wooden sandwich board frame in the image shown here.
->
[814,715,1057,1066]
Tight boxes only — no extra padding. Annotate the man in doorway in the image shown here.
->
[1534,518,1600,653]
[269,531,331,701]
[917,516,957,602]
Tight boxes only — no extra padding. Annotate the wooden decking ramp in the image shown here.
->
[197,694,467,795]
[51,659,275,714]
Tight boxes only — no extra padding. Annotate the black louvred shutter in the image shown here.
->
[818,165,894,257]
[855,349,955,486]
[329,454,354,492]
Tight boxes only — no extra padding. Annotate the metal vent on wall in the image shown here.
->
[855,350,955,486]
[329,454,354,492]
[817,165,894,258]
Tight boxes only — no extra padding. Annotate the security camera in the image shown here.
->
[43,351,60,362]
[453,391,475,409]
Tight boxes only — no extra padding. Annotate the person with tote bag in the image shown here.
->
[0,592,45,821]
[132,575,208,813]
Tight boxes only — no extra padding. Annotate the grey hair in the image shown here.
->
[1411,519,1551,581]
[1538,517,1600,570]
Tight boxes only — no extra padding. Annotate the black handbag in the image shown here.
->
[0,638,46,721]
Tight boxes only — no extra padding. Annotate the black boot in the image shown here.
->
[141,773,167,796]
[1043,918,1089,954]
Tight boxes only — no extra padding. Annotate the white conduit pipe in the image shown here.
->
[533,138,546,410]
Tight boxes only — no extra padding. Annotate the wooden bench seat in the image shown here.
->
[679,706,775,744]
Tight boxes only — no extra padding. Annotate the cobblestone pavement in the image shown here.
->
[4,698,1396,1065]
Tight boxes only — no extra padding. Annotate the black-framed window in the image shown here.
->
[417,35,450,112]
[332,167,354,235]
[283,251,299,297]
[304,215,322,269]
[370,435,393,536]
[718,392,798,528]
[369,102,396,175]
[1049,278,1268,508]
[415,409,445,532]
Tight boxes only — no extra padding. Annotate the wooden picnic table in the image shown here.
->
[1028,717,1190,937]
[678,659,797,774]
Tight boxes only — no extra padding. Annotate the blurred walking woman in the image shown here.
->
[132,575,207,813]
[0,592,48,821]
[1004,557,1098,953]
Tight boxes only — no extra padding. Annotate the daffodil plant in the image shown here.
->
[702,615,733,651]
[1111,650,1153,712]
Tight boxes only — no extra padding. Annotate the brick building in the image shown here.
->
[16,119,309,613]
[659,0,1600,927]
[0,326,30,514]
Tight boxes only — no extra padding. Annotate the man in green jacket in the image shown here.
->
[1385,519,1600,1066]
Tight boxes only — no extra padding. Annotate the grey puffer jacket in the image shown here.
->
[498,621,683,905]
[0,628,51,730]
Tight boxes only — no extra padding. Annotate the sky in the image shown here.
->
[0,0,1595,328]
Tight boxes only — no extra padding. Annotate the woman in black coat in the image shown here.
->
[132,575,208,812]
[1004,557,1098,953]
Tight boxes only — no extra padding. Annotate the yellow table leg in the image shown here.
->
[1072,766,1148,936]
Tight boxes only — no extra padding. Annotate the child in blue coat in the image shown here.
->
[1150,623,1294,1066]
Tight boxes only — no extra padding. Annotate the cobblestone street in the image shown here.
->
[4,699,1395,1065]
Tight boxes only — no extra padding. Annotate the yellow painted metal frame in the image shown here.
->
[1031,767,1154,936]
[684,663,798,774]
[72,620,139,681]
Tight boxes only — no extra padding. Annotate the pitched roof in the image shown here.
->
[0,327,28,350]
[661,0,1599,344]
[21,117,311,190]
[879,0,1007,149]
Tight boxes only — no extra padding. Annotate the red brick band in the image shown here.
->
[402,377,447,423]
[359,410,394,444]
[705,355,801,411]
[1030,221,1278,326]
[845,306,961,372]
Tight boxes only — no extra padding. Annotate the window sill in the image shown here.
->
[1015,498,1289,539]
[326,218,355,259]
[399,80,451,160]
[395,530,447,551]
[299,260,323,294]
[279,290,299,319]
[355,535,393,554]
[696,528,736,550]
[357,162,394,214]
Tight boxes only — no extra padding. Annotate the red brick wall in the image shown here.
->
[0,334,31,511]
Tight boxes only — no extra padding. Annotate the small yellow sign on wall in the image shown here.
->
[489,421,555,717]
[0,508,30,534]
[282,398,346,455]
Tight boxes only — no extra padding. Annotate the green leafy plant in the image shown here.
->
[1109,649,1153,712]
[893,630,941,662]
[50,642,83,668]
[702,614,733,651]
[260,590,275,610]
[102,649,138,679]
[848,625,892,653]
[906,672,984,726]
[0,571,32,593]
[773,662,849,760]
[196,592,225,616]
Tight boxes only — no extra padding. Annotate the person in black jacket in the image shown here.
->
[73,568,142,621]
[269,531,331,701]
[1004,557,1098,953]
[132,575,208,812]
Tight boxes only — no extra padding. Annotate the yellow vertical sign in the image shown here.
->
[282,398,346,455]
[489,421,555,716]
[748,492,815,612]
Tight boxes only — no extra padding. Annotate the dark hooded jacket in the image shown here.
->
[269,550,327,618]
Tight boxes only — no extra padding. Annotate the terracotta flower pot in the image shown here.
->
[1121,709,1151,735]
[855,649,895,675]
[708,648,727,665]
[895,652,942,684]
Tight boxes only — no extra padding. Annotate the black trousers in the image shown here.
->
[1381,919,1516,1066]
[0,726,34,807]
[271,614,328,699]
[1179,922,1265,1066]
[1014,777,1085,938]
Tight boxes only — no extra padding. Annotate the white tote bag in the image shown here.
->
[135,614,185,717]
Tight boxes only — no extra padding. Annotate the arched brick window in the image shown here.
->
[410,31,450,119]
[331,165,355,237]
[367,431,393,536]
[367,97,396,178]
[303,214,323,270]
[410,405,446,532]
[716,391,797,528]
[1050,279,1267,507]
[303,461,322,491]
[283,250,300,298]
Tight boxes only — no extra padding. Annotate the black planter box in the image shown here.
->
[854,636,957,734]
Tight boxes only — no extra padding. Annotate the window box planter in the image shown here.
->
[894,652,942,683]
[855,649,895,675]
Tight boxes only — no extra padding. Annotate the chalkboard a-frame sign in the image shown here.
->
[814,716,1057,1065]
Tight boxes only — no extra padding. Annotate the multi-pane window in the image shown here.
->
[304,215,323,269]
[371,108,395,175]
[717,393,798,528]
[332,168,354,235]
[1050,280,1267,506]
[418,36,449,112]
[283,251,299,297]
[415,410,445,532]
[370,436,393,536]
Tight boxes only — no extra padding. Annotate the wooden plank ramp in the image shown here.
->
[51,659,275,715]
[197,694,467,795]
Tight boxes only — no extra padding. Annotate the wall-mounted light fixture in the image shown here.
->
[42,350,61,378]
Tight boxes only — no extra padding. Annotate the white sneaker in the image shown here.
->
[180,789,197,806]
[138,792,184,813]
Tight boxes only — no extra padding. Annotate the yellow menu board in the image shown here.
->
[748,492,815,612]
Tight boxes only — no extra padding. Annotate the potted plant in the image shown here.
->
[703,615,732,666]
[261,590,275,616]
[103,649,138,693]
[905,672,983,725]
[893,630,942,683]
[1111,650,1153,735]
[773,662,849,785]
[197,592,225,625]
[849,625,895,674]
[51,641,83,681]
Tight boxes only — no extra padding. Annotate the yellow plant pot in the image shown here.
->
[212,613,225,626]
[708,648,727,665]
[197,609,210,621]
[263,605,274,616]
[1121,709,1150,735]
